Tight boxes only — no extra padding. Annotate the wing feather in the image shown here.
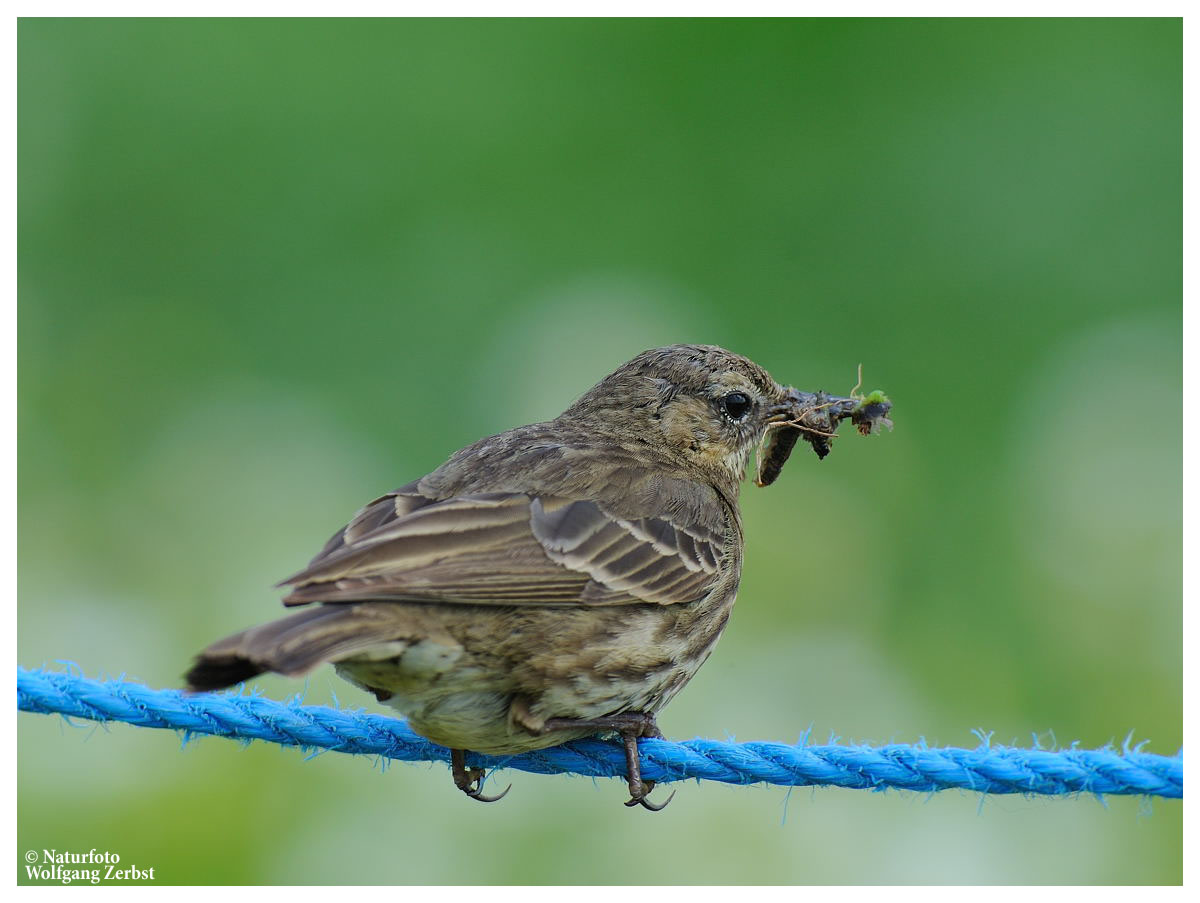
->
[279,484,727,608]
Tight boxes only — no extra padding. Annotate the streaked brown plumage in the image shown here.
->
[186,344,888,808]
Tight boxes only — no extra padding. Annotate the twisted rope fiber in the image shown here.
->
[17,667,1182,799]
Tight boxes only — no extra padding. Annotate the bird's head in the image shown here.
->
[560,344,810,489]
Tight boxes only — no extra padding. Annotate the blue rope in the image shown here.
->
[17,667,1182,799]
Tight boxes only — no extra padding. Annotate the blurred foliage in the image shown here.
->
[18,18,1180,885]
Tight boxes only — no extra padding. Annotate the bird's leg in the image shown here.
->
[450,748,511,803]
[542,712,675,811]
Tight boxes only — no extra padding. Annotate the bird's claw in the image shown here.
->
[624,780,676,811]
[538,711,678,811]
[451,749,511,803]
[464,779,512,803]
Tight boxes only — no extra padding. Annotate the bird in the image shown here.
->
[186,344,890,810]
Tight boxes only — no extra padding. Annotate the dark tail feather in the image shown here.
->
[185,655,265,691]
[185,604,403,691]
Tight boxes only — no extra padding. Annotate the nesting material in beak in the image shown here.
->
[755,386,892,487]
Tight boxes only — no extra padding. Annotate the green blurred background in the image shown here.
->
[18,18,1180,885]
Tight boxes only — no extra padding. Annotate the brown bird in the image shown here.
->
[186,344,890,809]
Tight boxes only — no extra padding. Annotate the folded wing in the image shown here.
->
[278,482,724,608]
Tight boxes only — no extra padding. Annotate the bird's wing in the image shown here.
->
[278,481,726,608]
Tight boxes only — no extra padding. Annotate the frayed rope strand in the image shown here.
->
[17,667,1182,799]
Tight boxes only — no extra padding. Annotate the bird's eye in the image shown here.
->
[722,392,752,420]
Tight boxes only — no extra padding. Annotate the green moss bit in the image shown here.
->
[854,389,890,411]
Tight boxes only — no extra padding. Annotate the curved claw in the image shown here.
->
[625,789,676,811]
[451,749,512,804]
[623,780,676,812]
[464,781,512,803]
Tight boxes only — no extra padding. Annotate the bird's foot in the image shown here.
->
[450,748,511,803]
[542,712,675,811]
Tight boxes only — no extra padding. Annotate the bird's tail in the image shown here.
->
[185,604,404,691]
